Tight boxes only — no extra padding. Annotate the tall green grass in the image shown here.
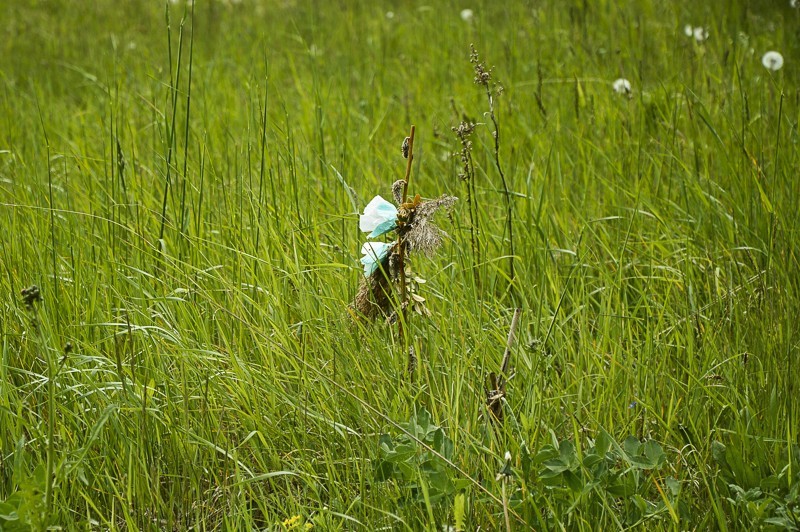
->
[1,0,798,529]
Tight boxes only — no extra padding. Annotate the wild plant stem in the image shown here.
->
[468,149,480,288]
[484,86,516,297]
[397,125,415,349]
[499,308,522,383]
[502,478,511,532]
[45,325,55,517]
[36,94,57,520]
[451,106,481,290]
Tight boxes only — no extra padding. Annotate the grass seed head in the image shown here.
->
[21,285,42,310]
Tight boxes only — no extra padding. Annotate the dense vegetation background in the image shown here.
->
[1,0,799,529]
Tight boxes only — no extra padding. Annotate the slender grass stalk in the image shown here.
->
[34,93,58,522]
[501,479,511,532]
[157,4,185,250]
[178,0,195,263]
[470,45,515,299]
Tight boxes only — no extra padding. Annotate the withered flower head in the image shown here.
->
[403,195,458,256]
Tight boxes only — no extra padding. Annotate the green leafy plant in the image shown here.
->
[714,441,800,529]
[531,430,685,526]
[0,466,48,532]
[375,408,469,505]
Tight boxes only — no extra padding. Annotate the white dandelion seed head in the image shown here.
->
[684,24,693,37]
[613,78,632,95]
[762,51,784,71]
[460,9,474,22]
[386,11,395,19]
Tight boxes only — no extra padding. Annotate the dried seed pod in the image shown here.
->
[392,180,406,205]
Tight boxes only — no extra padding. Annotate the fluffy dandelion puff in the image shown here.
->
[684,24,693,37]
[460,9,474,21]
[360,195,398,238]
[762,51,784,72]
[360,242,394,277]
[386,11,395,19]
[612,78,632,95]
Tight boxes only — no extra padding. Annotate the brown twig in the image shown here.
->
[401,125,415,203]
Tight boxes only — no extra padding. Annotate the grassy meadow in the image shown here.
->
[1,0,799,529]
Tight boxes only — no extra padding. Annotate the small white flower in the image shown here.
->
[692,26,708,42]
[612,78,632,95]
[504,451,512,461]
[762,51,784,71]
[460,9,474,21]
[360,242,394,276]
[386,11,395,19]
[684,25,708,42]
[360,195,398,238]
